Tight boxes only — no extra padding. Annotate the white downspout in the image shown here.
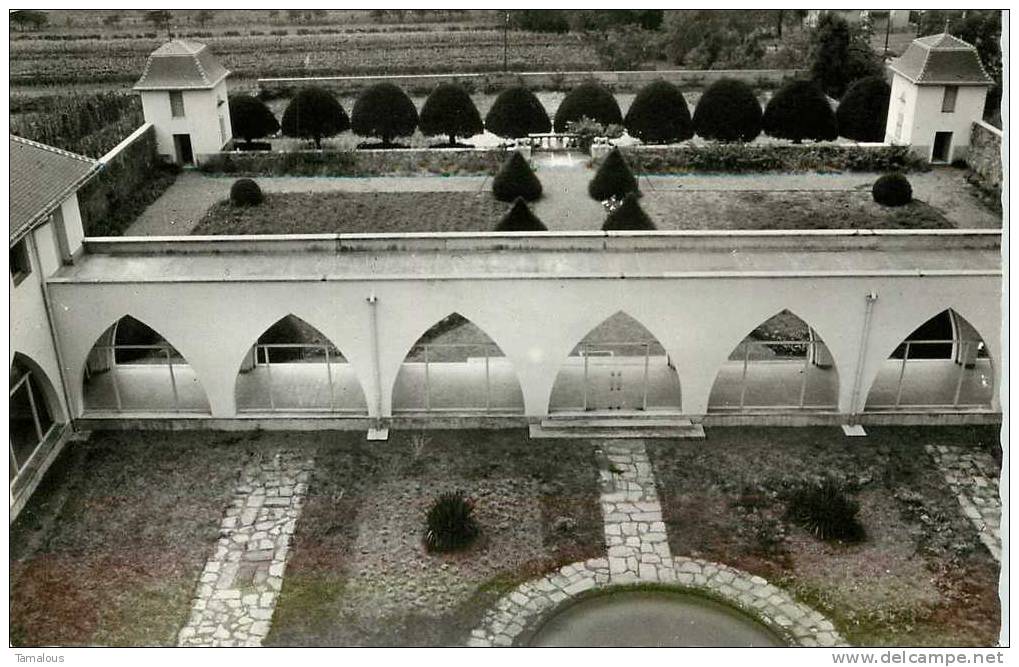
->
[366,292,387,439]
[849,291,879,425]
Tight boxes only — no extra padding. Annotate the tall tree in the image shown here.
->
[809,12,881,98]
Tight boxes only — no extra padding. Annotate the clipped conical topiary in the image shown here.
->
[603,193,655,231]
[553,81,623,133]
[624,80,693,144]
[692,78,762,143]
[351,82,419,146]
[588,147,639,201]
[496,197,547,232]
[419,82,484,146]
[837,76,891,142]
[492,152,543,202]
[763,80,838,143]
[485,85,551,139]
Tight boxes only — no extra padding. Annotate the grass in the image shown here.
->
[265,429,603,646]
[8,430,292,646]
[646,426,1001,647]
[192,191,509,235]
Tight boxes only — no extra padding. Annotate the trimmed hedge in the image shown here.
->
[485,85,552,139]
[588,147,639,201]
[762,80,838,143]
[492,151,542,202]
[229,94,280,144]
[281,87,350,148]
[554,81,623,133]
[837,76,891,143]
[496,197,547,231]
[351,82,419,146]
[419,82,483,145]
[624,80,693,144]
[872,173,913,206]
[610,143,926,174]
[693,78,762,143]
[198,148,507,177]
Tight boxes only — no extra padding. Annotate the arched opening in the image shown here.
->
[549,312,681,413]
[708,310,839,412]
[82,315,211,413]
[10,354,60,485]
[235,315,367,413]
[865,310,994,411]
[392,313,524,413]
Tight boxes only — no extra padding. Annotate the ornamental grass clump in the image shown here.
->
[424,490,480,552]
[229,178,263,207]
[785,476,865,542]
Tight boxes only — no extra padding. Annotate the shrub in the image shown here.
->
[872,172,913,206]
[496,197,547,231]
[492,152,542,202]
[565,117,624,151]
[603,193,655,230]
[785,476,865,542]
[229,94,280,144]
[351,82,419,147]
[762,80,838,143]
[837,76,891,142]
[418,82,484,146]
[554,81,623,133]
[485,86,551,139]
[624,80,694,144]
[589,147,639,201]
[230,178,263,207]
[692,78,762,143]
[280,87,350,148]
[424,490,480,552]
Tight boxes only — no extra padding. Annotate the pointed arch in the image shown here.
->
[234,314,367,413]
[391,313,525,413]
[707,309,840,412]
[548,311,681,413]
[81,315,211,413]
[11,353,62,481]
[864,309,994,411]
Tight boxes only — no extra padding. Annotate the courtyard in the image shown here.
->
[9,426,1000,647]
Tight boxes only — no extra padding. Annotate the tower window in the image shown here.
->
[10,239,32,286]
[170,91,185,117]
[941,86,958,113]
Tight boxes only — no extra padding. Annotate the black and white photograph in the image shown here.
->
[7,5,1008,656]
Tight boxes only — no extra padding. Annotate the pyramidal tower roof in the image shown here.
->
[133,40,230,91]
[888,33,994,86]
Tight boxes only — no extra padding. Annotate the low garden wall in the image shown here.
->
[967,120,1002,196]
[197,147,510,177]
[257,68,805,98]
[598,142,927,174]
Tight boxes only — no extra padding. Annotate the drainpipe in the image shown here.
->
[849,291,879,424]
[366,292,383,430]
[29,232,76,428]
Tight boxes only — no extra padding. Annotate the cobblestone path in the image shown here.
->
[926,444,1002,562]
[599,441,675,584]
[178,451,314,647]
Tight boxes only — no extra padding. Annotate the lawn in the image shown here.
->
[192,191,509,235]
[266,429,604,646]
[8,430,291,646]
[646,426,1001,647]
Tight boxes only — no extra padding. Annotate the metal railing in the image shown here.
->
[393,343,520,414]
[237,343,363,413]
[712,339,838,412]
[866,339,993,410]
[10,369,56,484]
[552,341,677,412]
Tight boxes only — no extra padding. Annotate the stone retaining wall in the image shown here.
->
[197,147,510,177]
[967,121,1002,196]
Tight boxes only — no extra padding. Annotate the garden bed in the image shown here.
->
[8,430,293,646]
[266,429,604,646]
[646,426,1001,646]
[192,191,509,235]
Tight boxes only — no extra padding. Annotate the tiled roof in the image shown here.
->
[10,135,99,244]
[889,33,994,85]
[133,40,230,90]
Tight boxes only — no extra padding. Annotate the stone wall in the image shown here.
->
[198,147,511,177]
[967,121,1002,195]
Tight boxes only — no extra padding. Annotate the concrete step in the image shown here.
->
[529,423,705,440]
[540,417,692,429]
[546,410,685,421]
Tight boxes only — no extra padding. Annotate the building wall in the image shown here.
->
[140,82,231,163]
[968,120,1003,193]
[886,73,919,145]
[888,75,990,162]
[47,260,1001,423]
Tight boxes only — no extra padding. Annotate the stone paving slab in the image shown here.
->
[925,444,1002,562]
[178,451,314,647]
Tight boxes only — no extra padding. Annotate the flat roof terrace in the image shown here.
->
[55,230,1001,284]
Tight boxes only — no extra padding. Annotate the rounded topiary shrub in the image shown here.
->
[230,178,263,207]
[553,81,622,133]
[603,192,655,231]
[485,85,551,139]
[424,490,480,552]
[837,76,891,142]
[588,147,638,201]
[692,78,762,143]
[229,94,280,144]
[762,79,838,143]
[280,86,349,148]
[785,476,864,542]
[624,80,693,144]
[419,82,483,147]
[351,82,419,147]
[872,173,913,206]
[492,152,542,202]
[496,197,547,232]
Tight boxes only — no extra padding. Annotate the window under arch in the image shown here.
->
[865,309,994,411]
[708,310,839,412]
[235,315,367,413]
[549,311,681,413]
[10,354,59,485]
[82,315,210,413]
[391,313,524,413]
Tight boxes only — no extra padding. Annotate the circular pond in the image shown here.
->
[528,589,784,648]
